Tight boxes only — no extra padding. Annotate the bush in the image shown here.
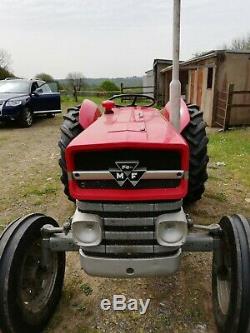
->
[0,67,14,80]
[99,80,119,92]
[35,73,54,82]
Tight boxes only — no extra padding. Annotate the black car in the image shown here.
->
[0,79,61,127]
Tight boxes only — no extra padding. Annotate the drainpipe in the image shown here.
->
[169,0,181,131]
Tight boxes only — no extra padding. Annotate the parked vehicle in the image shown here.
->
[0,78,61,127]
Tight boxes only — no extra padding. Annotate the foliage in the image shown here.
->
[35,73,54,82]
[65,72,85,102]
[194,32,250,57]
[0,48,13,79]
[222,33,250,51]
[99,80,119,92]
[79,283,93,296]
[66,72,84,91]
[0,49,11,70]
[57,76,142,90]
[0,67,14,80]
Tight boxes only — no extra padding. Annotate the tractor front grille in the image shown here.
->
[78,201,182,258]
[74,149,181,189]
[74,149,181,170]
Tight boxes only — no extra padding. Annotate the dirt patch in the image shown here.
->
[0,114,249,333]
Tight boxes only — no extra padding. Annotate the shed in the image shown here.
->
[143,59,173,104]
[161,50,250,128]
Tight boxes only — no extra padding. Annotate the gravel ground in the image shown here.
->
[0,112,249,333]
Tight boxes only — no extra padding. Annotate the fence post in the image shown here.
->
[120,83,123,95]
[223,83,234,131]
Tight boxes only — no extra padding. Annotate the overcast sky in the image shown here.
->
[0,0,248,79]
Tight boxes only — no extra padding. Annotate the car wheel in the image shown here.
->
[0,214,65,333]
[18,107,33,127]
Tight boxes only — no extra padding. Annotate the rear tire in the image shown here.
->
[18,107,33,127]
[0,214,65,333]
[212,215,250,333]
[182,106,209,203]
[58,106,83,201]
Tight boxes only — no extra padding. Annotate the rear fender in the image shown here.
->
[79,99,101,129]
[162,98,190,132]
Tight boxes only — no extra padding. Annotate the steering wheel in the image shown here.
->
[109,94,155,107]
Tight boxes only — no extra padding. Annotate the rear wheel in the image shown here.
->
[182,106,209,203]
[58,106,83,201]
[212,215,250,333]
[0,214,65,333]
[18,107,33,127]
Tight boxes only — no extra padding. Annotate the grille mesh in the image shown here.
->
[74,149,181,189]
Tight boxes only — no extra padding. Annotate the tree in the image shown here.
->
[66,72,84,102]
[222,33,250,51]
[35,73,54,82]
[0,48,13,79]
[0,49,11,70]
[0,67,14,80]
[100,80,119,92]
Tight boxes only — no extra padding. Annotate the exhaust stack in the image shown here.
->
[169,0,181,131]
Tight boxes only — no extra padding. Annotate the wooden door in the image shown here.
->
[190,70,195,103]
[196,68,203,107]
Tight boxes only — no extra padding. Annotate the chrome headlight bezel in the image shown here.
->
[156,209,188,247]
[71,210,103,247]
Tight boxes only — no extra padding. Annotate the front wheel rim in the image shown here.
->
[18,238,58,315]
[25,109,32,125]
[215,243,232,316]
[217,267,231,315]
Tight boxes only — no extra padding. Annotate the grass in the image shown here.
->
[60,95,157,112]
[208,128,250,187]
[61,95,106,110]
[79,283,93,296]
[204,191,227,202]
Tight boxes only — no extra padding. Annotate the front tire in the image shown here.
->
[182,106,209,203]
[0,214,65,333]
[212,215,250,333]
[18,107,33,127]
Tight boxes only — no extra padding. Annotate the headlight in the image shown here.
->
[72,210,102,247]
[156,209,187,247]
[5,100,22,107]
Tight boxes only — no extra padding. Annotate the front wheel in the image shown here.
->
[212,214,250,333]
[0,214,65,333]
[18,107,33,127]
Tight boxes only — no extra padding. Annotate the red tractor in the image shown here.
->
[0,1,249,333]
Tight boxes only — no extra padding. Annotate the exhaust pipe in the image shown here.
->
[170,0,181,131]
